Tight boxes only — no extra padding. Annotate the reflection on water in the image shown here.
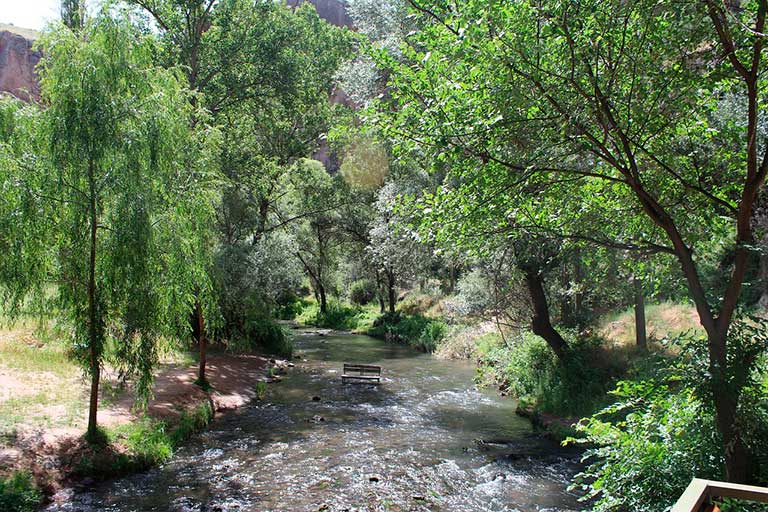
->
[48,331,584,511]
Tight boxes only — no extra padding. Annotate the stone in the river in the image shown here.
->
[311,396,321,401]
[368,475,380,482]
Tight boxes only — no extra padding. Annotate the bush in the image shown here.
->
[485,331,624,417]
[368,312,448,353]
[243,313,293,358]
[570,382,724,511]
[570,319,768,511]
[309,301,363,330]
[415,320,448,352]
[349,279,377,306]
[169,402,214,446]
[274,292,305,320]
[77,403,215,479]
[451,268,494,316]
[0,472,41,512]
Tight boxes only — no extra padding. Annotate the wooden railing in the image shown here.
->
[672,478,768,512]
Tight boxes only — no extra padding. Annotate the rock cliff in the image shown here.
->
[0,27,41,101]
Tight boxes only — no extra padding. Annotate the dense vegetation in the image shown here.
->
[1,0,768,510]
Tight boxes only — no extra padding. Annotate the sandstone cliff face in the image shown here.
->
[0,30,40,101]
[287,0,353,28]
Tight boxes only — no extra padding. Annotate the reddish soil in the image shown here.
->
[101,352,272,425]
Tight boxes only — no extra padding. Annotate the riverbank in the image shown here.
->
[0,325,288,508]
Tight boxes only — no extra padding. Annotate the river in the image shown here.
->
[48,330,584,511]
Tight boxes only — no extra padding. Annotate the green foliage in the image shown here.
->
[215,232,303,328]
[0,12,221,436]
[0,472,41,512]
[368,312,448,353]
[168,402,215,447]
[349,279,378,305]
[116,419,174,466]
[451,268,494,317]
[254,381,268,401]
[77,402,214,479]
[570,383,724,511]
[571,320,768,510]
[484,332,624,417]
[307,301,364,330]
[227,310,293,358]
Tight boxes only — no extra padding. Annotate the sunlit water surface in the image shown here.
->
[47,330,584,511]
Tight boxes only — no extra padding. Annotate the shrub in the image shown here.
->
[570,382,724,511]
[368,312,448,353]
[0,472,41,512]
[244,314,293,358]
[274,291,305,320]
[571,319,768,511]
[415,320,448,352]
[169,402,214,446]
[254,381,267,400]
[451,268,494,316]
[349,279,377,306]
[486,331,624,417]
[310,301,362,330]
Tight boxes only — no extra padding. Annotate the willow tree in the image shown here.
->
[0,14,218,440]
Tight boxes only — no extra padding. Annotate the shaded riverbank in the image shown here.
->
[47,330,583,511]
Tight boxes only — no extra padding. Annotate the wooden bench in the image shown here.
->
[342,363,381,384]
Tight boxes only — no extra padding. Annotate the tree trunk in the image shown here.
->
[633,275,647,349]
[319,283,327,314]
[387,268,396,314]
[522,266,568,359]
[86,159,100,441]
[196,299,207,385]
[448,264,457,294]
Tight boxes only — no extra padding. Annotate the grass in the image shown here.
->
[598,301,703,347]
[0,471,41,512]
[254,381,267,400]
[367,312,448,352]
[296,300,380,331]
[0,323,87,435]
[75,402,215,479]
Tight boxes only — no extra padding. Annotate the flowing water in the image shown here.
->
[48,330,584,512]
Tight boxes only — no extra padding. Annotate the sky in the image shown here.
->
[1,0,60,30]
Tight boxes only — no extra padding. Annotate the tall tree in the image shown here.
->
[130,0,350,381]
[0,14,218,439]
[374,0,768,482]
[61,0,85,30]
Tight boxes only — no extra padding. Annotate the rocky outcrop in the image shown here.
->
[286,0,353,28]
[0,29,40,101]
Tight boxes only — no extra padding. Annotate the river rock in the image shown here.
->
[368,474,380,482]
[311,396,321,401]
